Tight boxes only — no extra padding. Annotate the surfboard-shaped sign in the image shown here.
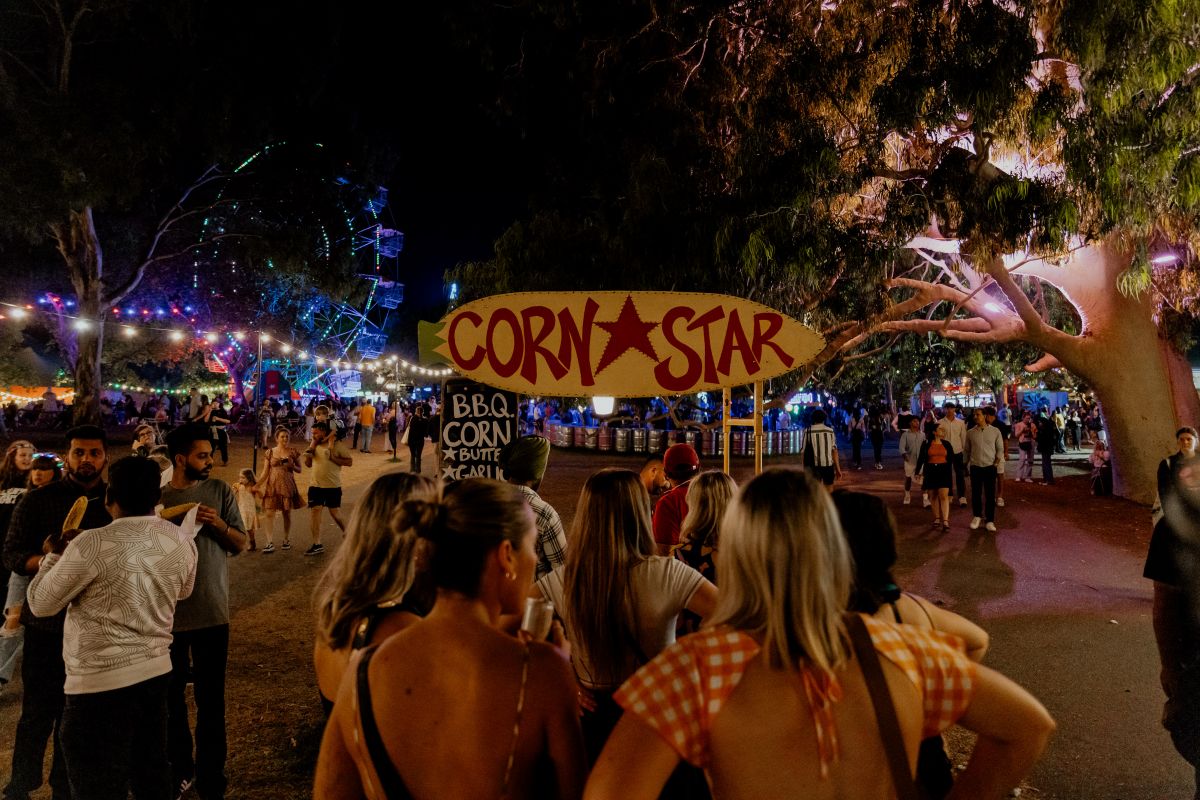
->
[419,292,824,396]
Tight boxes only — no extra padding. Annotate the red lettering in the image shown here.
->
[686,306,726,385]
[520,306,566,383]
[486,309,523,378]
[447,311,485,370]
[654,307,702,391]
[717,309,759,376]
[752,312,794,368]
[556,299,600,387]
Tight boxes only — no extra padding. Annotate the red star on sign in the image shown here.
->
[594,295,660,375]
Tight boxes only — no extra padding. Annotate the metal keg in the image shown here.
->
[573,426,587,448]
[684,430,700,452]
[584,426,599,449]
[730,430,747,457]
[631,428,647,454]
[646,429,666,454]
[701,429,716,457]
[597,426,613,452]
[614,428,631,453]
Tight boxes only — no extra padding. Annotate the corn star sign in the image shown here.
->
[421,292,825,396]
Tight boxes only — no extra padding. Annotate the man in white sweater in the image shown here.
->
[27,455,197,800]
[937,403,969,506]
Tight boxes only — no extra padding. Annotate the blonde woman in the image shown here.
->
[315,479,586,799]
[587,467,1054,800]
[537,468,718,762]
[313,472,438,716]
[673,470,736,635]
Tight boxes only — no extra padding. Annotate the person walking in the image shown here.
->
[303,421,353,556]
[27,456,197,800]
[1015,411,1036,482]
[898,416,925,506]
[848,409,866,470]
[800,409,841,488]
[868,406,886,470]
[356,399,376,454]
[2,426,112,800]
[1144,426,1200,798]
[256,428,305,554]
[161,424,248,800]
[917,425,955,531]
[1036,410,1057,485]
[405,405,430,474]
[937,403,968,506]
[964,407,1004,532]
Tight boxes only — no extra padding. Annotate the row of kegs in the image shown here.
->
[543,422,806,457]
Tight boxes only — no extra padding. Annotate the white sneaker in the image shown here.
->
[959,497,968,506]
[922,495,931,508]
[875,463,884,470]
[903,492,911,505]
[996,497,1006,507]
[986,522,997,532]
[969,517,981,530]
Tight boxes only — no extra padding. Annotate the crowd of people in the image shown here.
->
[4,392,1197,799]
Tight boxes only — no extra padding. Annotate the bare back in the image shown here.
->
[706,654,924,799]
[333,616,582,800]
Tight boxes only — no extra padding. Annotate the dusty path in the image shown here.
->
[0,434,1190,798]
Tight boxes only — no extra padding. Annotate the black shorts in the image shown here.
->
[808,465,836,486]
[307,486,342,509]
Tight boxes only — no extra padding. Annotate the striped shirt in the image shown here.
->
[802,424,838,468]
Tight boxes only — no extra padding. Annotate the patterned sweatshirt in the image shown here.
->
[27,514,197,694]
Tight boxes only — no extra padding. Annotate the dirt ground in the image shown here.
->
[0,430,1191,798]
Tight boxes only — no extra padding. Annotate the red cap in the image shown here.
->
[663,443,700,482]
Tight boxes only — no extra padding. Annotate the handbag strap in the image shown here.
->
[844,613,923,800]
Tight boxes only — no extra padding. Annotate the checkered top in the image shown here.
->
[614,615,976,774]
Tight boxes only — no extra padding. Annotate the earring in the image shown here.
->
[505,571,516,581]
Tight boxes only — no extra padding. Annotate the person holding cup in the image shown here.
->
[256,428,305,554]
[315,478,586,799]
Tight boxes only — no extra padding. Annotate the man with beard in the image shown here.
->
[161,425,247,800]
[2,425,111,800]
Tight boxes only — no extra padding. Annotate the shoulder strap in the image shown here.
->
[500,643,532,799]
[844,614,923,800]
[355,647,416,800]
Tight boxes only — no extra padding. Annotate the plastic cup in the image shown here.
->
[520,597,554,641]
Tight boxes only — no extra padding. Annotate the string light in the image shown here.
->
[0,299,456,379]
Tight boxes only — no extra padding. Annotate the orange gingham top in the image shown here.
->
[614,615,976,775]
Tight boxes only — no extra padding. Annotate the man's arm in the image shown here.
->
[27,536,98,618]
[197,484,249,554]
[330,444,353,467]
[540,505,568,571]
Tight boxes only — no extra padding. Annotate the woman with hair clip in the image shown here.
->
[315,478,587,800]
[312,472,439,717]
[832,489,989,799]
[537,468,718,762]
[673,470,736,635]
[586,468,1054,800]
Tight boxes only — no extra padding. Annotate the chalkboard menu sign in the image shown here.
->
[438,378,518,481]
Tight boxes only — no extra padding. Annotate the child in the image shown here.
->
[235,468,261,551]
[1090,441,1113,496]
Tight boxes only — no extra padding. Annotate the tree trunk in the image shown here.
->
[1020,244,1194,503]
[54,207,106,426]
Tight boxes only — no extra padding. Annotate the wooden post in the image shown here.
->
[754,380,764,475]
[722,387,731,475]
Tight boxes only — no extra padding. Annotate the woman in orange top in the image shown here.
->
[917,425,955,531]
